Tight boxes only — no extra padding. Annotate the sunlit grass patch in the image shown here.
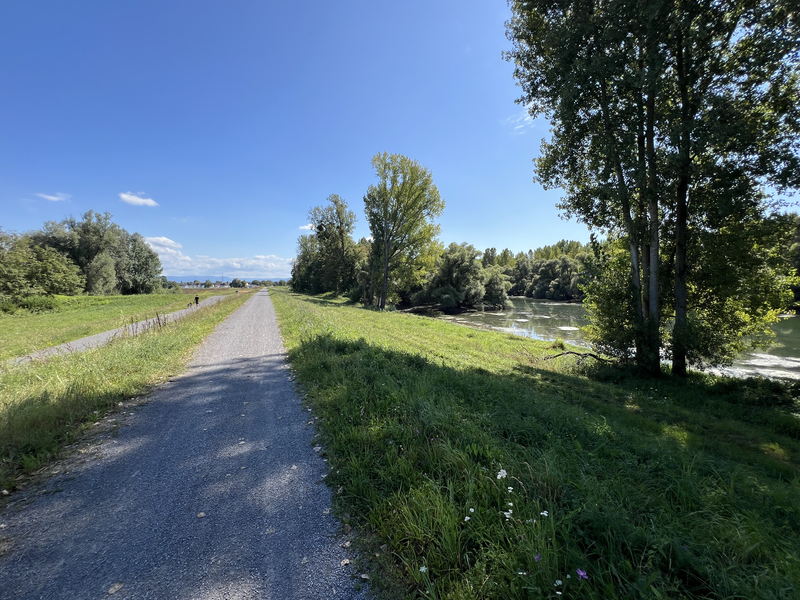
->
[0,293,250,490]
[0,290,239,361]
[271,288,800,599]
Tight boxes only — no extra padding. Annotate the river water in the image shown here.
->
[438,297,800,380]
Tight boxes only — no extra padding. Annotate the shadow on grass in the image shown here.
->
[285,331,800,598]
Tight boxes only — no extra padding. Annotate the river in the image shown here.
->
[437,297,800,380]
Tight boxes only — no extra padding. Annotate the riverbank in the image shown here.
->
[271,288,800,599]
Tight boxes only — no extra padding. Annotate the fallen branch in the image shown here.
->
[544,351,613,364]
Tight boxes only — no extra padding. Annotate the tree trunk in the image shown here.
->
[381,234,389,309]
[600,81,646,362]
[645,89,661,375]
[672,34,691,377]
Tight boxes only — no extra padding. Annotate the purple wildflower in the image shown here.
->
[577,568,588,580]
[534,553,541,562]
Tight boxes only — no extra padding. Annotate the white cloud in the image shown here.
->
[299,224,314,230]
[120,192,158,206]
[146,236,182,249]
[504,106,539,135]
[145,237,293,278]
[37,192,71,202]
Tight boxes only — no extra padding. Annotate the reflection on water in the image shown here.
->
[442,298,800,380]
[441,297,589,347]
[714,315,800,380]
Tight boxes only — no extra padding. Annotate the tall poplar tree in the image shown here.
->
[364,153,445,309]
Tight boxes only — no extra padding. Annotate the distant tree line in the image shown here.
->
[292,153,601,310]
[1,211,170,312]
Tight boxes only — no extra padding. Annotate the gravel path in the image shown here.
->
[0,289,368,599]
[9,294,234,365]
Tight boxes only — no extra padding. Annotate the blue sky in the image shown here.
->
[1,1,591,279]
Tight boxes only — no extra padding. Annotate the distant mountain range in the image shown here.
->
[165,276,287,283]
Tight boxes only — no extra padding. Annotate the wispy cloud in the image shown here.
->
[37,192,71,202]
[504,105,539,135]
[145,236,293,278]
[120,192,158,207]
[299,224,314,230]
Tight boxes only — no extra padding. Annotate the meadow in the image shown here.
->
[0,289,239,361]
[0,292,251,491]
[270,288,800,599]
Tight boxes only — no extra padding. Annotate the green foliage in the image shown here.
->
[414,243,485,308]
[120,233,162,294]
[506,0,800,374]
[292,195,360,297]
[364,152,445,309]
[534,240,588,261]
[482,264,512,308]
[30,210,163,296]
[0,231,84,300]
[204,280,214,288]
[86,251,116,295]
[272,289,800,598]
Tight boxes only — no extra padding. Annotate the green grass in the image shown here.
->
[0,290,242,361]
[271,288,800,599]
[0,292,251,490]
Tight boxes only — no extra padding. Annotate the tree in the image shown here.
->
[482,247,497,268]
[414,243,485,308]
[308,194,357,296]
[204,280,214,288]
[483,264,512,308]
[0,231,84,298]
[506,0,800,374]
[364,152,445,309]
[86,252,117,295]
[120,234,162,294]
[30,211,165,296]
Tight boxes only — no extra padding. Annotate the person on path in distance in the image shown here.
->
[195,295,200,306]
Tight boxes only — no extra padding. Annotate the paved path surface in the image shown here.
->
[9,294,234,365]
[0,289,367,599]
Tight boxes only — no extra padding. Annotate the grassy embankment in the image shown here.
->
[271,288,800,599]
[0,291,252,491]
[0,289,240,361]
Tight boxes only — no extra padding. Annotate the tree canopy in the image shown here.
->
[506,0,800,373]
[364,153,445,309]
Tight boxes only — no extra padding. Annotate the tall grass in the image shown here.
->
[271,289,800,599]
[0,292,250,490]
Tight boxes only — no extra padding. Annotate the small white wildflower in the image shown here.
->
[503,510,513,520]
[540,510,549,517]
[567,574,571,579]
[419,566,427,573]
[517,571,527,575]
[525,519,535,524]
[555,579,563,586]
[497,469,507,479]
[469,508,474,513]
[464,516,470,522]
[508,502,513,506]
[507,486,513,492]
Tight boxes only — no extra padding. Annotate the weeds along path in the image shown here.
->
[7,294,233,365]
[0,289,366,600]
